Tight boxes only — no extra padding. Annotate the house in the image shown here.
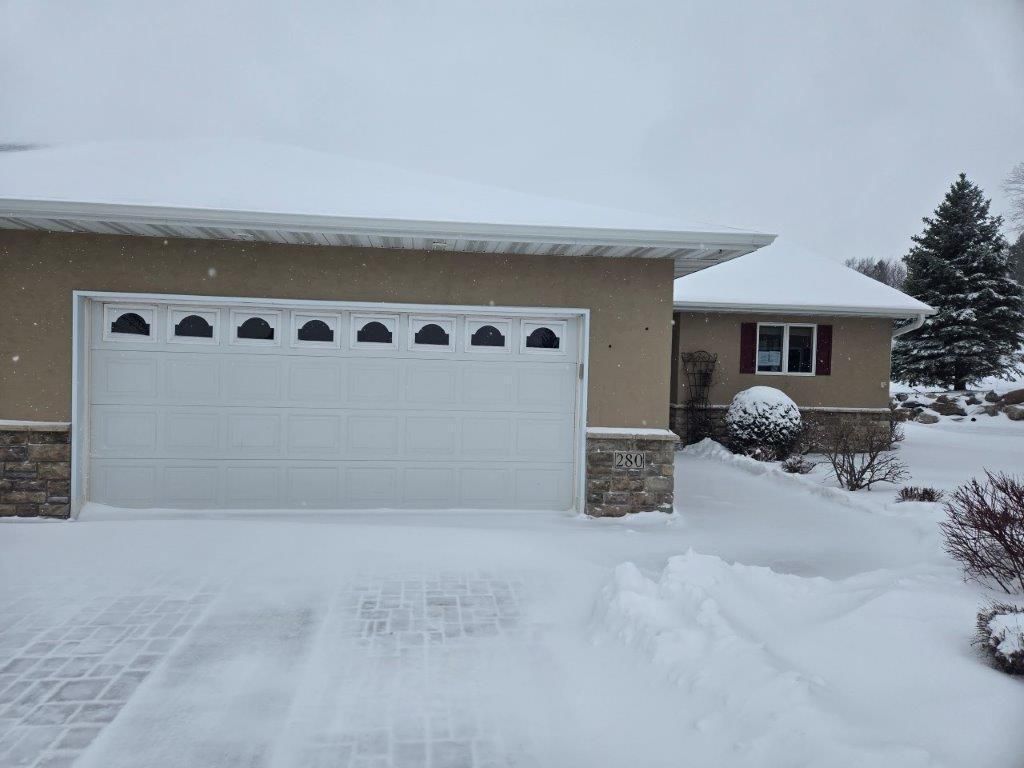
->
[0,141,775,519]
[669,244,935,445]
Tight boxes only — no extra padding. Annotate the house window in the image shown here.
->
[471,325,504,347]
[297,319,334,342]
[757,323,816,375]
[174,314,214,338]
[357,321,393,344]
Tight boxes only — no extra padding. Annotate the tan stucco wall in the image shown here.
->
[673,311,894,409]
[0,230,674,427]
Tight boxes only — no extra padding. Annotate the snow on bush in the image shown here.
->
[726,386,802,460]
[977,604,1024,675]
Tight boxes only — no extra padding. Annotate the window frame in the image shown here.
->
[349,313,399,350]
[520,319,567,355]
[755,322,816,376]
[408,316,455,352]
[103,304,158,343]
[464,318,512,353]
[290,311,341,349]
[229,309,281,347]
[167,307,220,345]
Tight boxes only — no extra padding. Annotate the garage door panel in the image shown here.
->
[88,301,582,511]
[226,413,282,456]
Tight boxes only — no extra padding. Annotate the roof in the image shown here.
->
[0,140,775,276]
[673,242,935,317]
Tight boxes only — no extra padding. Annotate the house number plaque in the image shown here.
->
[613,451,645,470]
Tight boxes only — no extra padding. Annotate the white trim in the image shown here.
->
[892,313,927,338]
[755,322,816,376]
[674,301,935,318]
[586,427,678,441]
[71,290,591,515]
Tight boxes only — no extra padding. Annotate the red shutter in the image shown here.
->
[739,323,757,373]
[816,324,833,375]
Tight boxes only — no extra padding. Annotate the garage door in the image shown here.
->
[85,298,583,511]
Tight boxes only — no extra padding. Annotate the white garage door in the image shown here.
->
[84,298,584,511]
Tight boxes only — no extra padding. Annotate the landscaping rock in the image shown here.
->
[965,395,980,405]
[1005,404,1024,421]
[902,400,928,409]
[895,393,910,402]
[1002,388,1024,406]
[980,404,1003,417]
[934,394,952,404]
[985,390,1001,403]
[930,401,967,417]
[916,412,940,424]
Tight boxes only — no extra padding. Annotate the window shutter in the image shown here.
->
[816,324,833,375]
[739,323,757,373]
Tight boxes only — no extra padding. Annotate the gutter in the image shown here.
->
[892,313,927,339]
[674,302,936,319]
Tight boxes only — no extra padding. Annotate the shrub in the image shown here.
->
[941,471,1024,594]
[816,421,909,491]
[896,486,945,503]
[781,455,816,474]
[976,603,1024,674]
[725,386,802,461]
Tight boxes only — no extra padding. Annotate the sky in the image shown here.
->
[1,0,1022,262]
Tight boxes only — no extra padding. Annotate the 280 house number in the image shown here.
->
[613,451,645,470]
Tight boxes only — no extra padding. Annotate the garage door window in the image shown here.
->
[104,305,156,342]
[292,313,340,348]
[231,310,281,346]
[410,317,454,350]
[522,320,566,354]
[467,320,510,352]
[351,314,398,348]
[111,312,149,336]
[167,308,219,345]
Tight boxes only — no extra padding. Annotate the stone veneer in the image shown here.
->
[0,423,72,518]
[670,405,891,450]
[585,428,678,517]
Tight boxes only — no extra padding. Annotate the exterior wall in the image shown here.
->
[0,424,71,517]
[672,311,894,409]
[0,230,675,428]
[585,431,677,517]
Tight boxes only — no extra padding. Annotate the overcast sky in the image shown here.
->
[2,0,1022,262]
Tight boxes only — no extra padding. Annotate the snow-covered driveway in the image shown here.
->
[2,423,1023,767]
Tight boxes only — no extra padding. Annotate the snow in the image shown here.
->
[0,139,756,236]
[585,427,678,439]
[674,240,934,316]
[2,420,1023,766]
[0,420,71,430]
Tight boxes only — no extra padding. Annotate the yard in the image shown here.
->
[1,419,1022,768]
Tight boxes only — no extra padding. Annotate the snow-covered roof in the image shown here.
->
[673,242,934,317]
[0,140,775,276]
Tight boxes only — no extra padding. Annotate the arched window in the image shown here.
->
[357,321,392,344]
[174,314,214,338]
[526,326,560,349]
[297,319,334,342]
[471,324,505,347]
[414,323,449,346]
[110,312,150,336]
[237,317,275,340]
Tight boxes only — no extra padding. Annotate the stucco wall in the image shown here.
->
[0,230,674,427]
[673,311,893,409]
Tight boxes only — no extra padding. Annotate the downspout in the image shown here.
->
[892,313,926,339]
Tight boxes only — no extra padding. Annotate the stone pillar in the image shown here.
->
[585,428,678,517]
[0,423,72,518]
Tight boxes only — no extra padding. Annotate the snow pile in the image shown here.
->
[979,605,1024,674]
[726,386,802,460]
[595,552,932,767]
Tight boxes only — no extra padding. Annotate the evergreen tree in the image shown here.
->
[1010,232,1024,287]
[893,173,1024,390]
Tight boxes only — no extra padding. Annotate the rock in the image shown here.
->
[934,394,952,404]
[1005,404,1024,421]
[930,401,967,417]
[916,412,940,424]
[980,403,1003,417]
[1002,388,1024,406]
[965,395,980,405]
[895,393,910,402]
[984,390,1001,403]
[890,408,910,422]
[902,400,928,409]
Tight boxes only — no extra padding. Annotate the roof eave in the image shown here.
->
[673,301,936,318]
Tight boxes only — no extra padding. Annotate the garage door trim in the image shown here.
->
[70,291,590,516]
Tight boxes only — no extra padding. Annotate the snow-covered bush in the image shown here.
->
[976,603,1024,675]
[941,471,1024,594]
[896,486,944,503]
[781,455,815,474]
[725,386,802,461]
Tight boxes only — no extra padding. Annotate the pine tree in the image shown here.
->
[1010,233,1024,287]
[893,173,1024,390]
